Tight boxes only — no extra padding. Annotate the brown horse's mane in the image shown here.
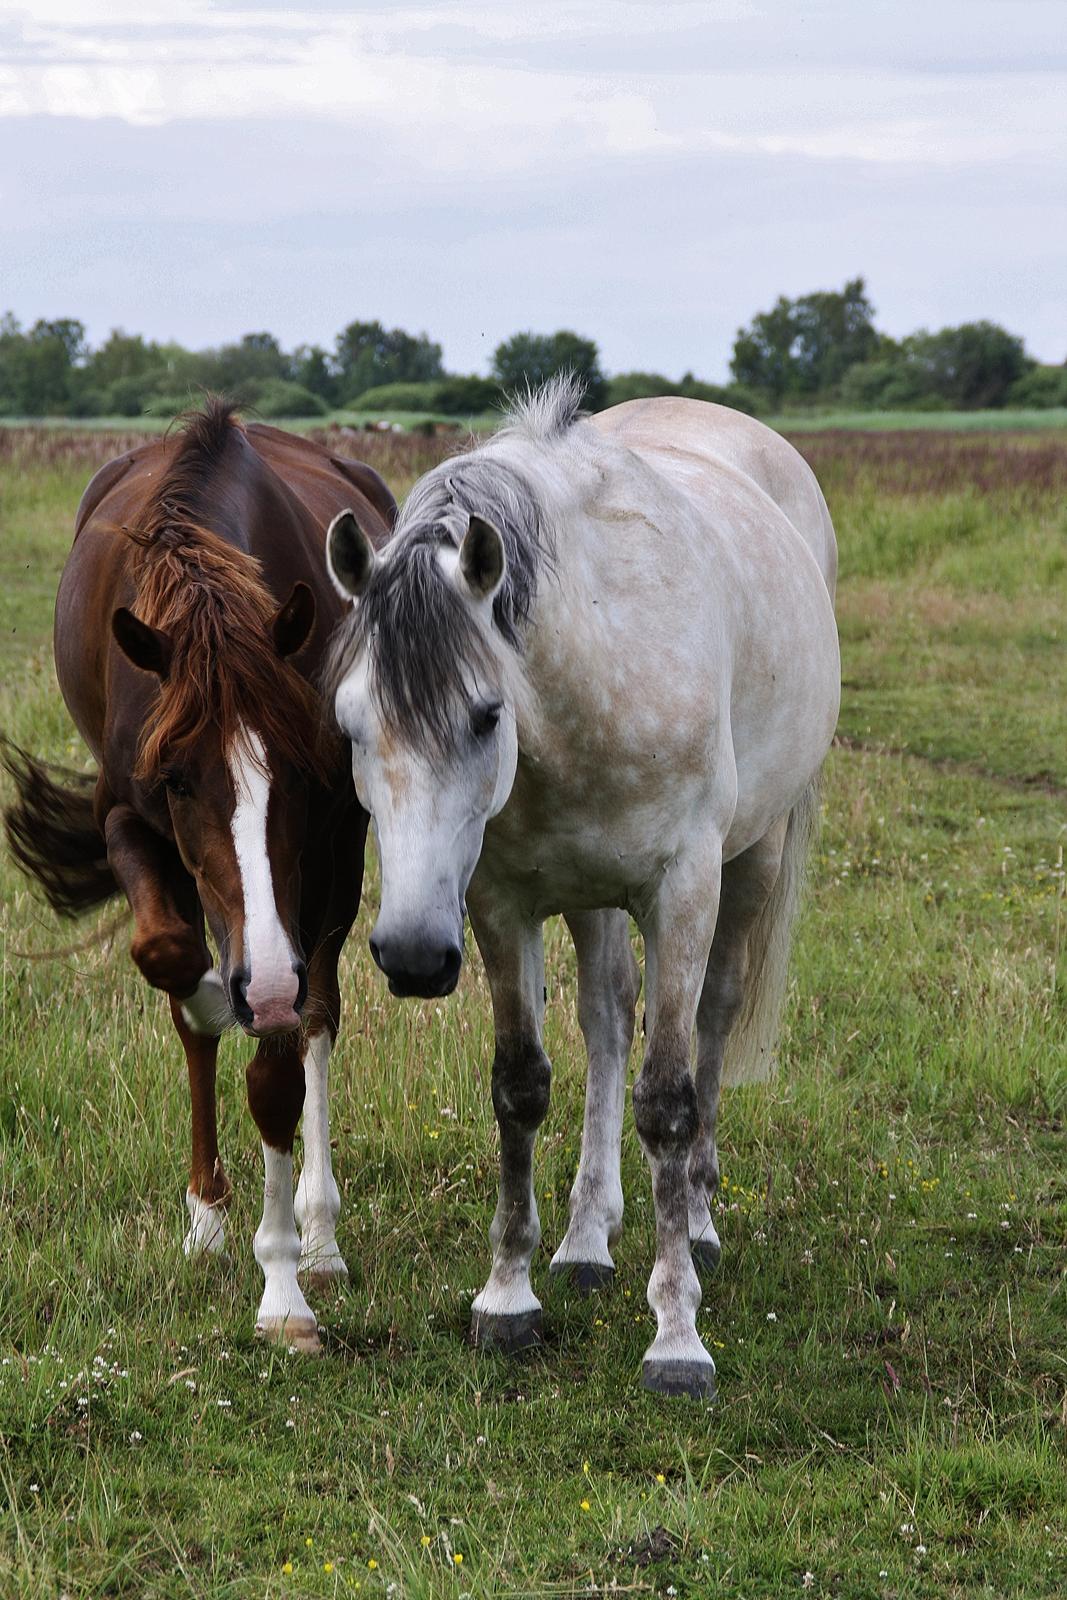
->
[125,399,330,784]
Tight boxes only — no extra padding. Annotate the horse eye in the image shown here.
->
[161,770,192,799]
[470,701,502,739]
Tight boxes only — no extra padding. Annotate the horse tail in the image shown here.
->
[1,741,118,917]
[721,775,821,1086]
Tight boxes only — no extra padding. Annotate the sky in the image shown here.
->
[1,0,1065,380]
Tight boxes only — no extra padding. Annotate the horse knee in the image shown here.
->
[131,929,206,995]
[633,1058,698,1159]
[491,1037,551,1134]
[246,1051,305,1152]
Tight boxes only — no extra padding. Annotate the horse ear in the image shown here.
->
[459,514,505,601]
[326,509,378,600]
[272,581,316,658]
[112,608,172,679]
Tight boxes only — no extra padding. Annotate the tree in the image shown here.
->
[289,344,337,404]
[334,321,443,402]
[902,321,1031,409]
[0,314,86,414]
[491,329,607,408]
[730,278,880,406]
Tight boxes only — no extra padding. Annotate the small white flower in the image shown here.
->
[766,1311,778,1322]
[915,1544,927,1556]
[801,1573,815,1590]
[129,1430,142,1442]
[29,1483,40,1494]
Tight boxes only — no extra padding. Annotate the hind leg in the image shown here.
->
[689,822,786,1271]
[550,910,640,1288]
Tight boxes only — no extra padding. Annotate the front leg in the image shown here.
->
[294,1031,347,1286]
[105,804,233,1256]
[247,1039,319,1353]
[550,909,640,1289]
[633,848,722,1399]
[469,903,550,1351]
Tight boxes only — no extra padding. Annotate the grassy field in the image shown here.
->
[2,405,1067,439]
[0,424,1064,1598]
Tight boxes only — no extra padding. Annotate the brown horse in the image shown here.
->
[3,400,395,1351]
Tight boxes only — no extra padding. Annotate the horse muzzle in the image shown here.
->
[229,960,307,1037]
[369,925,463,1000]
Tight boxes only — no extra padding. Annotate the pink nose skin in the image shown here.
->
[245,1000,302,1038]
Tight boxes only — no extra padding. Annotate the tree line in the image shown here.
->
[1,282,1063,421]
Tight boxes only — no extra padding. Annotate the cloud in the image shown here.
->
[0,2,1064,369]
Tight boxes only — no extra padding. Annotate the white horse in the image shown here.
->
[324,381,839,1398]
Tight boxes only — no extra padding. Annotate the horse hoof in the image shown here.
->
[641,1357,716,1401]
[470,1307,543,1352]
[691,1238,721,1274]
[256,1316,322,1356]
[549,1260,615,1294]
[299,1253,350,1291]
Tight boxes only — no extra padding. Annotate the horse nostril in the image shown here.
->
[440,944,463,989]
[229,966,252,1024]
[293,961,308,1013]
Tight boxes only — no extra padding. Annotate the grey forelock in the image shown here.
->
[323,450,556,757]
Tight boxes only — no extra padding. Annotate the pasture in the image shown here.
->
[0,423,1064,1598]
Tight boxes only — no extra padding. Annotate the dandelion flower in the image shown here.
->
[281,1561,293,1574]
[421,1535,432,1547]
[580,1499,591,1512]
[453,1553,464,1565]
[368,1558,379,1570]
[655,1473,666,1485]
[324,1562,334,1573]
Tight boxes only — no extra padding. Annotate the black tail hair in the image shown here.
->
[1,741,118,918]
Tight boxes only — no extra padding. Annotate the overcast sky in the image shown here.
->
[1,0,1064,378]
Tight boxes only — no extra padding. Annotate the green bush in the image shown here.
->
[605,371,757,415]
[244,378,327,418]
[434,376,501,416]
[347,381,443,413]
[1007,365,1067,408]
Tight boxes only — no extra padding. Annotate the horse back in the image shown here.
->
[590,398,837,597]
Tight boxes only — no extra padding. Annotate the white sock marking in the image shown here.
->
[180,970,233,1036]
[254,1144,318,1346]
[295,1032,348,1280]
[184,1188,226,1256]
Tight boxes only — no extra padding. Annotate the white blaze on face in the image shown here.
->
[228,728,300,1032]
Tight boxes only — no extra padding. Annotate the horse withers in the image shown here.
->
[3,401,395,1351]
[324,382,840,1398]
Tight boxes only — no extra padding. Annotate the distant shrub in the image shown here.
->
[244,378,327,418]
[434,376,501,415]
[1007,366,1067,408]
[143,393,195,420]
[605,371,757,415]
[839,358,927,409]
[347,381,443,413]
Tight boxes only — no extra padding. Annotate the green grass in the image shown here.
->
[1,434,1065,1598]
[766,408,1067,433]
